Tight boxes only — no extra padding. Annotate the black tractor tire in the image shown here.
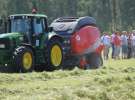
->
[86,52,103,69]
[34,64,45,72]
[46,40,63,71]
[13,46,34,73]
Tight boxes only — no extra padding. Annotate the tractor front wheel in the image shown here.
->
[13,46,34,73]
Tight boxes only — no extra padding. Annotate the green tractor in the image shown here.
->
[0,14,64,72]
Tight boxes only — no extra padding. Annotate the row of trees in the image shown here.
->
[0,0,135,32]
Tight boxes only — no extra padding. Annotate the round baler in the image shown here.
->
[51,16,103,69]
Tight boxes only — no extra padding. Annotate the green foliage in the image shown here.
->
[0,0,135,31]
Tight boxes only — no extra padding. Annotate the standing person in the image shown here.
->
[121,31,128,59]
[132,31,135,58]
[101,32,111,60]
[127,32,132,58]
[113,31,121,59]
[111,32,115,59]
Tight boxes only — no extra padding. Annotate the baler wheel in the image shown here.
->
[86,53,103,69]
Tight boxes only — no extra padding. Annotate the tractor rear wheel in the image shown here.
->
[13,46,34,73]
[46,40,63,71]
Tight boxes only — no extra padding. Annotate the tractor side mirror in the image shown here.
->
[48,27,53,32]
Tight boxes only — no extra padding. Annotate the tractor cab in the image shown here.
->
[6,14,48,47]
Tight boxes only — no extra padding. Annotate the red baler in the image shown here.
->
[51,16,103,69]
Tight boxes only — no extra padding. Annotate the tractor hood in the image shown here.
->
[0,32,23,39]
[0,33,23,49]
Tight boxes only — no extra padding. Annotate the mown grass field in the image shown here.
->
[0,59,135,100]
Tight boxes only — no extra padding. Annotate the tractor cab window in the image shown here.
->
[10,19,30,33]
[33,18,45,35]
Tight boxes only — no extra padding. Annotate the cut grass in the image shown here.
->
[0,59,135,100]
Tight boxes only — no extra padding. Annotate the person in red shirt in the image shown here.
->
[113,31,121,59]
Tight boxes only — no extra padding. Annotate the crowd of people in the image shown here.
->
[101,30,135,60]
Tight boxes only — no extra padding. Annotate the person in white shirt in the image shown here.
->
[121,31,128,59]
[101,32,111,60]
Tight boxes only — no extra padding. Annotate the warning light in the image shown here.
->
[32,8,37,14]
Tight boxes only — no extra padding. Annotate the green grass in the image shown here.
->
[0,59,135,100]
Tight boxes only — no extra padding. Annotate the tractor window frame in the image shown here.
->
[44,18,48,33]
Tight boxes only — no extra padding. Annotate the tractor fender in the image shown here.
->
[19,43,36,56]
[48,34,64,44]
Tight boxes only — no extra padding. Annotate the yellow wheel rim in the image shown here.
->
[23,52,32,70]
[51,45,62,67]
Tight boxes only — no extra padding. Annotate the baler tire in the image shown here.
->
[13,46,34,73]
[86,53,103,69]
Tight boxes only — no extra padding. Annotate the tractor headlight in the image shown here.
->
[0,38,10,49]
[0,44,5,48]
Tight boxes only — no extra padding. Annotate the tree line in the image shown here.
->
[0,0,135,32]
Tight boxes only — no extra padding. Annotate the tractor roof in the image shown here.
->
[9,14,47,18]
